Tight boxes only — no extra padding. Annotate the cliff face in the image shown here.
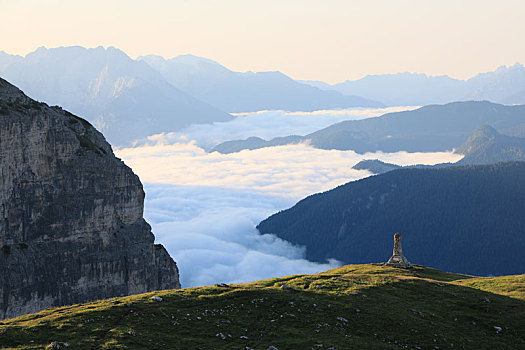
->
[0,78,180,319]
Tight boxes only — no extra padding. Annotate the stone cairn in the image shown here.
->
[386,233,412,268]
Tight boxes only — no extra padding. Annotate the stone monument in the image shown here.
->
[386,233,412,268]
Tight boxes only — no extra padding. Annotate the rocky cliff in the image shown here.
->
[0,78,180,319]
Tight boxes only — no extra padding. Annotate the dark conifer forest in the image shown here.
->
[258,162,525,276]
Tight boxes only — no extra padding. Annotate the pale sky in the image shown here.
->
[1,0,524,83]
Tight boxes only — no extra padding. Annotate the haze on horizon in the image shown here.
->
[2,0,524,83]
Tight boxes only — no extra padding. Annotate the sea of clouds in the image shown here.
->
[116,108,463,287]
[135,106,419,150]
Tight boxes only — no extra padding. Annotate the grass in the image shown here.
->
[0,264,524,349]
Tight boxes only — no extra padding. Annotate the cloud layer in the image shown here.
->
[115,107,462,287]
[137,106,419,149]
[117,142,462,198]
[143,184,339,287]
[116,141,462,287]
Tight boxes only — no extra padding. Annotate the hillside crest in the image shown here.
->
[1,263,523,349]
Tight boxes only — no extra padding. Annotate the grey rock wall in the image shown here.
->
[0,78,180,319]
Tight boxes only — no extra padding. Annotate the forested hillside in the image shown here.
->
[258,162,525,276]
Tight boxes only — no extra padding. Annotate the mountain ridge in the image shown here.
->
[211,101,525,154]
[139,53,383,112]
[0,46,232,146]
[5,47,525,111]
[303,63,525,106]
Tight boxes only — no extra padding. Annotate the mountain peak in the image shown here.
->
[456,125,525,165]
[24,46,131,62]
[170,54,222,65]
[471,124,500,138]
[494,62,525,73]
[456,125,500,155]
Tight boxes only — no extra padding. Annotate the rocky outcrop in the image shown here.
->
[0,78,180,319]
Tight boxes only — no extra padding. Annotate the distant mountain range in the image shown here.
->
[0,46,232,146]
[211,101,525,154]
[302,64,525,106]
[138,54,383,112]
[3,47,525,146]
[352,125,525,174]
[257,161,525,276]
[0,46,383,146]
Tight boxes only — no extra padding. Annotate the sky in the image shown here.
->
[1,0,524,83]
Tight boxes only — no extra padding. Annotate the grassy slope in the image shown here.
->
[0,264,524,349]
